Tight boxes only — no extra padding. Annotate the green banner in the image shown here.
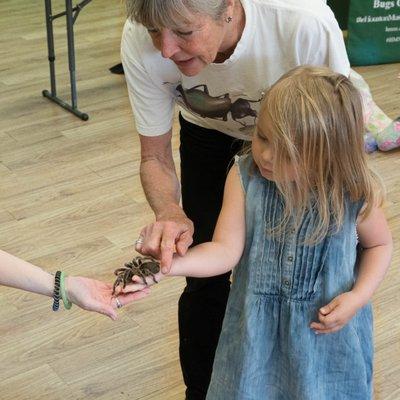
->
[347,0,400,65]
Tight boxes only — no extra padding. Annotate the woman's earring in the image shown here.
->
[225,16,233,23]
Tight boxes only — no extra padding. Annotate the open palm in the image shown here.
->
[66,276,149,320]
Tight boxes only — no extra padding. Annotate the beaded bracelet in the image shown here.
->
[52,271,62,311]
[60,271,72,310]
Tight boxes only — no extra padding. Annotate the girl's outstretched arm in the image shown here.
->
[127,164,245,288]
[169,164,246,277]
[311,206,392,334]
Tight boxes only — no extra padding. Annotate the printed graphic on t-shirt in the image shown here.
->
[174,83,262,132]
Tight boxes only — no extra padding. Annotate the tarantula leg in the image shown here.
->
[112,277,122,295]
[149,273,158,284]
[138,272,148,286]
[148,271,158,284]
[123,270,134,289]
[142,268,158,284]
[114,268,126,276]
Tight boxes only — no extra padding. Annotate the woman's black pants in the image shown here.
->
[178,114,244,400]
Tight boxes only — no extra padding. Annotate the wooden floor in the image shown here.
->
[0,1,399,399]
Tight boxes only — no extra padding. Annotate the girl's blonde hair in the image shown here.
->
[260,66,384,244]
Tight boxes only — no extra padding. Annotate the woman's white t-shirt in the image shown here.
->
[121,0,350,140]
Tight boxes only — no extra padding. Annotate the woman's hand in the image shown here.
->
[66,276,150,320]
[135,208,194,274]
[310,291,362,334]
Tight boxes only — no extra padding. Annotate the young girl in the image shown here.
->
[123,66,392,399]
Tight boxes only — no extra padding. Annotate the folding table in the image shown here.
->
[42,0,92,120]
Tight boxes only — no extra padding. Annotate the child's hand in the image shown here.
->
[310,291,362,334]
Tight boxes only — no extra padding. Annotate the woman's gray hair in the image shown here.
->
[126,0,229,28]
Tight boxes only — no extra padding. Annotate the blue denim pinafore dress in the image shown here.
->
[206,155,373,400]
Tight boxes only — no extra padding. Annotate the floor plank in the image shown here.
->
[0,1,399,399]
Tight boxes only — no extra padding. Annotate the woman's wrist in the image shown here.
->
[43,270,56,297]
[64,276,75,304]
[59,272,72,309]
[156,203,186,221]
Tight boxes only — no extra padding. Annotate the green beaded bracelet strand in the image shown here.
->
[60,271,72,310]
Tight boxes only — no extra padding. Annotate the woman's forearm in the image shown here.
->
[141,157,182,219]
[139,131,185,222]
[0,250,54,297]
[352,243,393,307]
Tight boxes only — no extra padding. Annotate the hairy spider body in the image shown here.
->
[112,256,160,295]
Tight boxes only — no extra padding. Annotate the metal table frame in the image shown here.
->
[42,0,92,120]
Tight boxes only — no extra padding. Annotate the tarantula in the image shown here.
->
[112,256,160,295]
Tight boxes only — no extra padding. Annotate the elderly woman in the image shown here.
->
[121,0,350,398]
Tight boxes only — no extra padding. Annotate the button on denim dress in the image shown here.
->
[206,155,373,400]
